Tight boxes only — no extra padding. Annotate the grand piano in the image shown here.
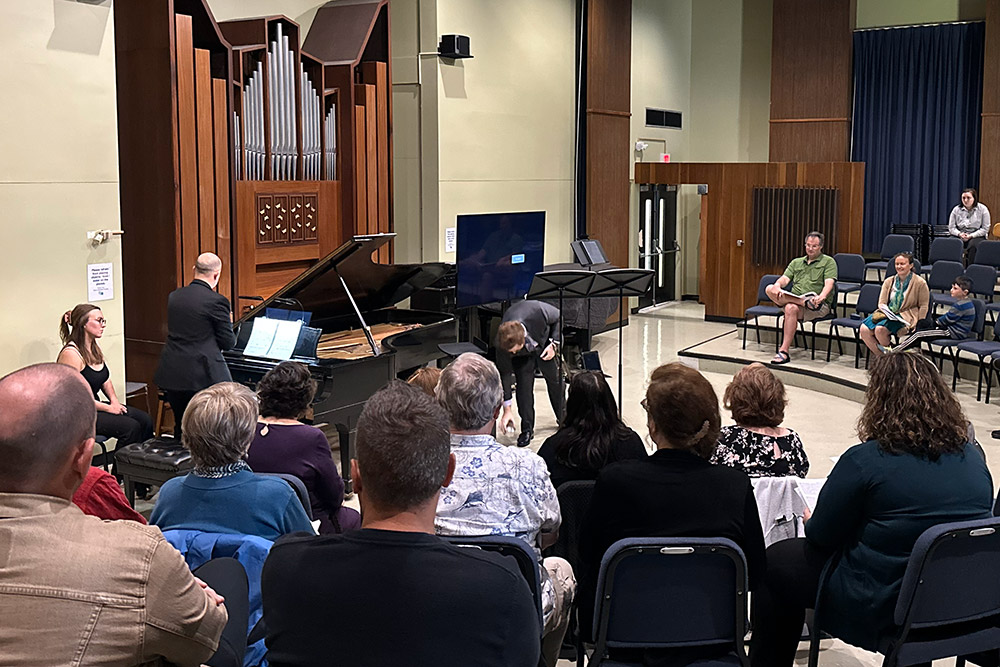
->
[225,234,457,492]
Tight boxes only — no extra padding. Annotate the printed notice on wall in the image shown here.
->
[88,263,114,302]
[445,227,457,253]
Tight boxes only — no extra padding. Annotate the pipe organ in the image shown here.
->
[114,0,392,394]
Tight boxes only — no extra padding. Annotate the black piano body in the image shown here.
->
[224,234,457,493]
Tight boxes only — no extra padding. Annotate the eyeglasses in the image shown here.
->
[91,318,107,325]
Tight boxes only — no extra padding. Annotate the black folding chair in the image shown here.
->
[866,234,915,282]
[742,274,783,350]
[826,284,880,368]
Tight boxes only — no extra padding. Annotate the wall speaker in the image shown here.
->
[438,35,473,59]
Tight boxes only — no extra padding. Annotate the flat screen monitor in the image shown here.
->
[455,211,545,308]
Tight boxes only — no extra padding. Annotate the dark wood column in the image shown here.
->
[981,0,1000,229]
[769,0,856,162]
[584,0,631,269]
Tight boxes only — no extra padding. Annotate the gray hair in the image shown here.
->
[182,382,258,467]
[805,231,824,246]
[194,252,222,275]
[437,353,503,431]
[0,364,96,489]
[356,381,451,512]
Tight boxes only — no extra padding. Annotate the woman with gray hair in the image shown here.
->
[150,382,313,541]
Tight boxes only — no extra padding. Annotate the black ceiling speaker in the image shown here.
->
[438,34,473,59]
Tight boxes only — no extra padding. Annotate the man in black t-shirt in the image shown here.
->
[261,381,540,667]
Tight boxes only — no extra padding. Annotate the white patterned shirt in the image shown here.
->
[436,433,562,623]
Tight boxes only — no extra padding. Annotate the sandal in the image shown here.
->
[771,351,791,365]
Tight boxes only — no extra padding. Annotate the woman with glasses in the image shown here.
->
[57,303,153,453]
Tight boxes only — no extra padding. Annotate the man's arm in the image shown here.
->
[143,538,228,666]
[539,302,561,346]
[211,298,237,351]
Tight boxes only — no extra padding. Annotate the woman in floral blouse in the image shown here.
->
[710,363,809,477]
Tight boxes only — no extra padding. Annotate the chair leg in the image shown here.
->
[951,349,960,391]
[742,319,749,349]
[977,359,985,402]
[811,325,818,360]
[988,362,995,404]
[826,325,835,362]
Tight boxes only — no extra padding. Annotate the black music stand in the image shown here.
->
[527,270,596,420]
[589,269,655,413]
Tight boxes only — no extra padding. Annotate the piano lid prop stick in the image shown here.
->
[334,270,380,357]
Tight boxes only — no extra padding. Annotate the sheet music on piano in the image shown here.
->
[243,317,304,360]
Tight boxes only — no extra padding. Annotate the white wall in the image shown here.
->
[0,0,125,388]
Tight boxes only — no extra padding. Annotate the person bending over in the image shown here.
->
[0,363,226,666]
[246,361,360,534]
[150,382,313,541]
[859,252,929,356]
[711,362,809,478]
[749,351,992,666]
[496,298,563,447]
[537,370,646,490]
[435,352,575,667]
[261,381,540,667]
[765,231,837,364]
[579,362,766,664]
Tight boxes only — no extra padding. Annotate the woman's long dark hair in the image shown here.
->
[554,371,633,470]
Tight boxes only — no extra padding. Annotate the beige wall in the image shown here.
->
[207,0,322,34]
[856,0,985,28]
[0,0,125,389]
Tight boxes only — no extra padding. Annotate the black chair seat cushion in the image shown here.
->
[115,437,193,472]
[745,305,782,318]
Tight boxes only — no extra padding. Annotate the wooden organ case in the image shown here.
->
[113,0,394,393]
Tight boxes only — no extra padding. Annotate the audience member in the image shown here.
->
[579,362,766,663]
[537,370,646,489]
[57,303,153,454]
[150,382,313,540]
[261,381,540,666]
[710,363,809,477]
[859,252,929,355]
[246,361,360,534]
[949,187,991,265]
[890,275,974,352]
[749,352,992,666]
[0,363,226,665]
[435,353,575,667]
[406,365,442,396]
[764,231,837,364]
[73,465,147,523]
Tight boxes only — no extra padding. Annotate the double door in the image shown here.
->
[637,184,678,308]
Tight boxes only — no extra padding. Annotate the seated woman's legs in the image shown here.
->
[750,538,828,667]
[96,407,154,448]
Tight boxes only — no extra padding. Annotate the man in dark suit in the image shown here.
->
[154,253,236,440]
[496,299,562,447]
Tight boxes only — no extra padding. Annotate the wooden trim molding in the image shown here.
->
[586,108,632,117]
[770,117,850,123]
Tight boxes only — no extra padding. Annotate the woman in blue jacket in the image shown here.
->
[750,351,993,666]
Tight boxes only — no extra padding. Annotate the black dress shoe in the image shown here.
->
[516,430,533,447]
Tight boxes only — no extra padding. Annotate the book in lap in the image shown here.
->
[886,328,951,353]
[878,305,907,324]
[779,288,817,300]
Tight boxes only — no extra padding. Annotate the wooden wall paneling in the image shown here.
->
[355,83,379,241]
[316,181,341,254]
[769,0,855,162]
[325,64,356,239]
[212,78,232,303]
[176,15,200,283]
[235,182,259,315]
[354,103,368,237]
[273,194,290,243]
[982,0,1000,231]
[361,62,391,263]
[195,48,216,255]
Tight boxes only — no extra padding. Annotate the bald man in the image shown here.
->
[155,253,237,439]
[0,363,227,665]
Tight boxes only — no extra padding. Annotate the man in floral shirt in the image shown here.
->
[435,353,575,667]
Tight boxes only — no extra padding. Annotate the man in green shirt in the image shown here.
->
[764,231,837,364]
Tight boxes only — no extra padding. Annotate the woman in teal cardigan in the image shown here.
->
[750,351,993,666]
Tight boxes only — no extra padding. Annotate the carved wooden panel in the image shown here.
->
[257,194,273,244]
[255,191,319,247]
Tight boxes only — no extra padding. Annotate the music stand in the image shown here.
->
[589,269,655,413]
[527,270,596,420]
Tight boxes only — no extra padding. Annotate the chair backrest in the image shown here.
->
[927,260,966,292]
[834,253,865,284]
[893,517,1000,634]
[444,535,544,631]
[927,237,964,264]
[966,264,998,298]
[880,234,915,259]
[855,283,882,315]
[974,240,1000,269]
[257,472,313,520]
[756,274,781,303]
[592,537,748,660]
[544,480,595,572]
[971,298,987,338]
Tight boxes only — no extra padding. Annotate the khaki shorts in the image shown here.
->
[800,303,831,321]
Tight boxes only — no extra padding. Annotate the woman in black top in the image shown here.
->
[57,304,153,451]
[537,371,646,490]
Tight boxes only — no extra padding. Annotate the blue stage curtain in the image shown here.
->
[852,22,984,253]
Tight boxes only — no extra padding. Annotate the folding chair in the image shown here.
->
[257,472,313,520]
[866,235,915,282]
[927,298,985,390]
[920,237,964,275]
[826,284,880,368]
[796,287,838,360]
[742,274,783,351]
[808,517,1000,667]
[926,260,966,313]
[973,240,1000,272]
[545,480,595,572]
[585,537,749,667]
[834,253,865,306]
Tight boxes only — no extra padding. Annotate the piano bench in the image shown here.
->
[115,437,193,507]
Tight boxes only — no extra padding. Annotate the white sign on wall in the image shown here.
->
[87,263,114,302]
[445,227,457,253]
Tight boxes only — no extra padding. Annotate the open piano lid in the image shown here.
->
[235,234,451,326]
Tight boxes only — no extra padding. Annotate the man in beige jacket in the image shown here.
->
[0,363,227,666]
